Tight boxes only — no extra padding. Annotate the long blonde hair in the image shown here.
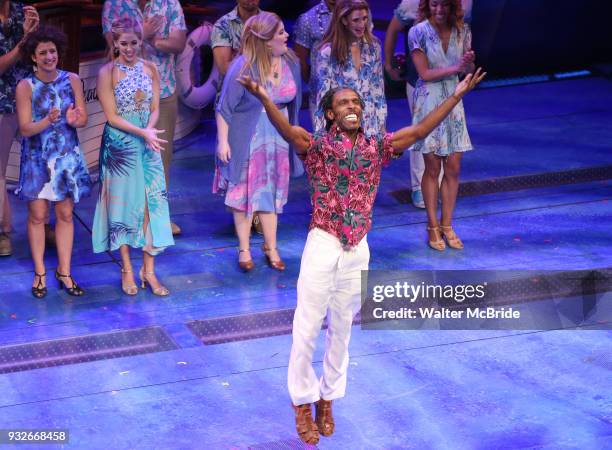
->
[239,11,296,80]
[318,0,375,65]
[109,17,143,60]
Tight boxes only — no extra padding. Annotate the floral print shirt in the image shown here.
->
[313,40,387,138]
[102,0,186,98]
[293,1,332,111]
[0,2,28,114]
[211,7,250,52]
[304,125,395,247]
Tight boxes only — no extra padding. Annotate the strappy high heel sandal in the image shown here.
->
[427,226,446,251]
[139,267,169,296]
[262,244,285,271]
[238,248,254,272]
[55,270,84,296]
[31,272,47,299]
[440,225,464,250]
[121,267,138,296]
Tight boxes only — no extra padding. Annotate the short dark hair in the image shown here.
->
[20,25,68,68]
[318,87,365,131]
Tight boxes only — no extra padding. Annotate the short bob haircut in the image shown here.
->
[20,25,68,68]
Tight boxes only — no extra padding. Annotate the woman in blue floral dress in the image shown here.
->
[408,0,475,250]
[15,25,91,298]
[313,0,386,138]
[92,18,173,296]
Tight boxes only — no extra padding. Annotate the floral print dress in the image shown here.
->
[215,59,297,215]
[408,21,473,155]
[92,60,173,255]
[16,70,91,202]
[313,39,387,138]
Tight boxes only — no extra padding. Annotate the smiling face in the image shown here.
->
[268,22,288,57]
[114,32,141,64]
[429,0,451,26]
[326,88,363,132]
[342,8,369,41]
[32,41,58,72]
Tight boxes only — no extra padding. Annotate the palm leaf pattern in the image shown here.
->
[108,221,137,247]
[101,131,137,178]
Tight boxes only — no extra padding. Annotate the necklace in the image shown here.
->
[272,58,281,79]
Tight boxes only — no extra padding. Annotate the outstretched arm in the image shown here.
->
[237,75,311,155]
[391,68,486,153]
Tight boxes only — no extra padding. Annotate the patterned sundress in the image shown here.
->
[214,59,296,215]
[16,70,91,202]
[92,60,173,255]
[408,21,473,155]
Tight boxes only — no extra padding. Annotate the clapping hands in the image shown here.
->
[66,103,83,127]
[458,50,476,73]
[143,14,163,41]
[46,107,61,125]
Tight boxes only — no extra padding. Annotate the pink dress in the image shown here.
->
[213,59,296,215]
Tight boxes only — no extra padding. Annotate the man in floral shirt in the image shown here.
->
[0,1,38,256]
[102,0,187,235]
[239,67,485,444]
[211,0,262,90]
[292,0,334,125]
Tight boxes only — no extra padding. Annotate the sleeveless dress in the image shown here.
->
[92,60,173,255]
[213,59,296,215]
[16,70,91,202]
[408,21,473,156]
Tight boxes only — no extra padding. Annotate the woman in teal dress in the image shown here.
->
[15,25,91,298]
[408,0,475,250]
[92,18,173,296]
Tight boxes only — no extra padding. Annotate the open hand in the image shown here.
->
[22,6,39,35]
[237,75,269,102]
[66,103,82,127]
[453,67,487,99]
[142,127,167,152]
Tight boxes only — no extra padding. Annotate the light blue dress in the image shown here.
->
[92,60,173,255]
[16,70,91,202]
[408,21,473,155]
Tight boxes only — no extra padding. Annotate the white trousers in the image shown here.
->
[288,228,369,406]
[406,83,444,190]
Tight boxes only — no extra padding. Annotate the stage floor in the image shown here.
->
[0,77,610,449]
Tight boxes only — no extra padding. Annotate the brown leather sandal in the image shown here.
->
[315,399,335,437]
[293,403,319,445]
